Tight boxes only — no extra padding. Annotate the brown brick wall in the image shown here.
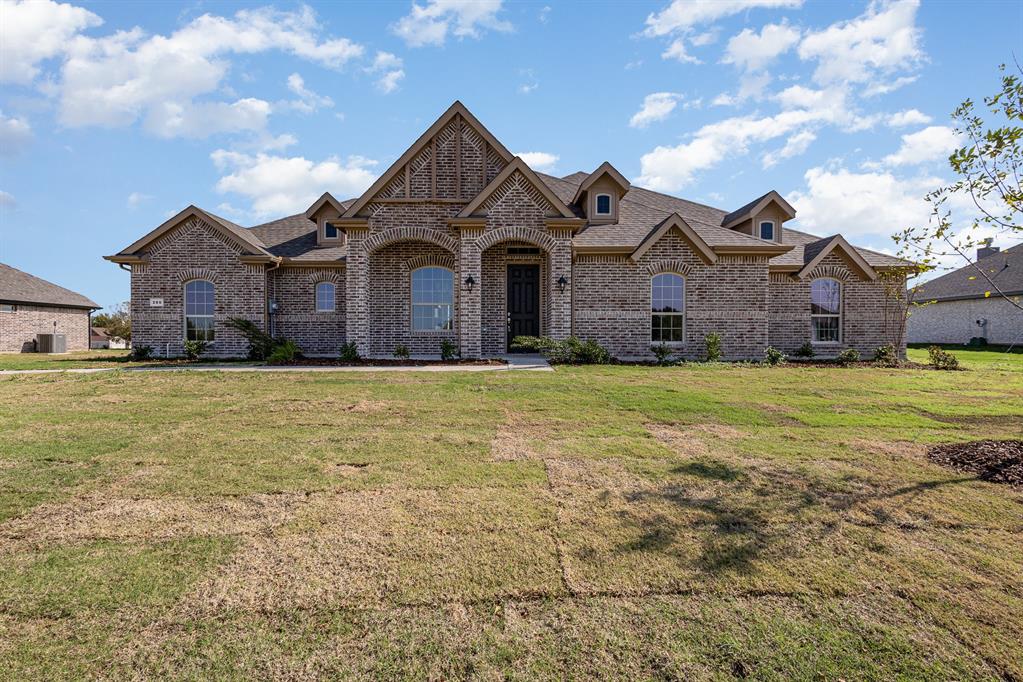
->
[270,267,345,355]
[0,304,91,352]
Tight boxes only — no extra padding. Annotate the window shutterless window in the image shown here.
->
[810,278,841,343]
[760,221,774,240]
[184,280,215,342]
[315,282,336,312]
[651,273,684,343]
[0,304,14,313]
[411,267,453,331]
[595,194,612,215]
[324,222,339,239]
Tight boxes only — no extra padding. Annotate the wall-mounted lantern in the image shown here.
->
[557,275,568,293]
[464,274,476,292]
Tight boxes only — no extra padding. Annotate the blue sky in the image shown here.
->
[1,0,1020,312]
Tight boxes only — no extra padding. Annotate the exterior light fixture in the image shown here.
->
[557,275,568,292]
[464,274,476,292]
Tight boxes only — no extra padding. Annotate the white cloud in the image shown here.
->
[515,151,558,172]
[761,129,816,168]
[798,0,923,85]
[53,5,362,136]
[880,125,960,166]
[886,109,931,127]
[0,190,15,207]
[0,0,102,84]
[282,73,334,112]
[126,191,152,208]
[644,0,803,61]
[211,149,378,218]
[629,92,684,128]
[367,52,405,94]
[393,0,511,48]
[0,111,33,155]
[517,68,538,94]
[538,5,551,24]
[863,75,917,97]
[722,22,800,72]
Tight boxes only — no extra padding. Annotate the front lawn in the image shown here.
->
[1,351,1021,679]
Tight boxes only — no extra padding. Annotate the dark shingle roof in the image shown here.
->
[0,263,99,309]
[721,191,773,226]
[916,244,1023,302]
[247,199,355,262]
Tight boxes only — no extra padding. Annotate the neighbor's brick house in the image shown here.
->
[0,263,98,352]
[107,102,911,360]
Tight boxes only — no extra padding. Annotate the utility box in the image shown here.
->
[36,334,67,353]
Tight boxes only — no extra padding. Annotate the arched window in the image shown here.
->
[184,280,215,342]
[759,220,775,240]
[811,278,841,343]
[651,273,684,343]
[411,267,453,331]
[595,193,612,215]
[315,281,336,312]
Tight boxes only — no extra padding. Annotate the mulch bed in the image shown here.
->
[267,358,506,367]
[927,440,1023,488]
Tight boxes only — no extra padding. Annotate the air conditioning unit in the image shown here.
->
[36,334,67,353]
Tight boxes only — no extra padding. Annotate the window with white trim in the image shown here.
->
[810,278,841,343]
[411,267,453,331]
[324,222,340,239]
[595,193,612,215]
[184,280,215,342]
[651,273,684,343]
[315,282,336,312]
[760,221,775,240]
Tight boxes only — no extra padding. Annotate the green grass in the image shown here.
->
[0,348,136,370]
[1,351,1021,679]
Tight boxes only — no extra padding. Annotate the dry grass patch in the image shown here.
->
[645,423,709,457]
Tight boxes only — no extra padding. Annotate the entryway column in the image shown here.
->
[457,225,484,358]
[547,233,573,340]
[344,224,370,355]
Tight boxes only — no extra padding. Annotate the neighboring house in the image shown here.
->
[106,101,911,360]
[90,327,128,349]
[908,242,1023,345]
[0,263,99,352]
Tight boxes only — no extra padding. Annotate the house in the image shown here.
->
[908,242,1023,345]
[90,327,129,350]
[106,101,911,360]
[0,263,99,352]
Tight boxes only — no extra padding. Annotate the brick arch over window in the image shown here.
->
[645,261,693,277]
[805,265,852,282]
[401,254,456,274]
[474,226,558,253]
[177,267,219,284]
[364,227,458,254]
[306,271,342,285]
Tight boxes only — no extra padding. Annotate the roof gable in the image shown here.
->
[456,157,575,219]
[721,190,796,229]
[571,162,631,205]
[796,235,878,281]
[305,192,345,219]
[343,101,514,218]
[108,206,271,261]
[631,213,718,265]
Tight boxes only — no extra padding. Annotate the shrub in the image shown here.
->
[182,339,207,361]
[704,332,722,362]
[439,339,458,361]
[226,317,275,360]
[511,335,612,364]
[928,345,960,370]
[393,344,411,360]
[873,343,898,366]
[651,343,677,366]
[764,346,786,366]
[338,341,360,362]
[267,340,299,363]
[792,341,815,359]
[509,335,542,352]
[577,338,612,365]
[130,344,153,361]
[836,348,860,365]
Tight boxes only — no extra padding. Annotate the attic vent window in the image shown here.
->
[595,194,612,215]
[760,221,774,241]
[324,222,340,239]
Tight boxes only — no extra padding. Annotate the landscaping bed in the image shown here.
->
[267,357,507,367]
[928,439,1023,487]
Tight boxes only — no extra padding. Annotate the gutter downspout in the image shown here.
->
[265,257,283,337]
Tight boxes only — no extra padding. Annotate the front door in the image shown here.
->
[507,264,540,350]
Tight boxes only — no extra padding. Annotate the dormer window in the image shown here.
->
[325,222,339,239]
[759,221,775,241]
[595,194,612,215]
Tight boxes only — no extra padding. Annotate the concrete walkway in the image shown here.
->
[0,354,553,376]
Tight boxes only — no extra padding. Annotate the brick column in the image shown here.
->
[458,227,483,358]
[345,227,370,355]
[547,231,573,340]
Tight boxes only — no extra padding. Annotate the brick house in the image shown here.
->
[0,263,98,352]
[107,101,910,360]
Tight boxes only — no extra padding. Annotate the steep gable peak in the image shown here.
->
[456,157,576,219]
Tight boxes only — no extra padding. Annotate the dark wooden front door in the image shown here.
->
[507,264,540,350]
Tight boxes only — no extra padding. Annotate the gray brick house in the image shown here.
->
[1,263,98,353]
[107,101,911,360]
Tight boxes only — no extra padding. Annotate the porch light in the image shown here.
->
[557,275,568,292]
[464,274,475,292]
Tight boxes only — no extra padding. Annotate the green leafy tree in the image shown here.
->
[92,302,131,342]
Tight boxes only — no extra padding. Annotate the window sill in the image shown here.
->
[411,329,456,335]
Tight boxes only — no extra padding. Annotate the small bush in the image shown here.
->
[651,343,678,366]
[267,340,299,363]
[226,317,275,360]
[577,338,612,365]
[182,339,207,361]
[440,339,458,361]
[130,344,153,361]
[509,335,542,352]
[704,332,722,362]
[764,346,786,366]
[393,344,411,361]
[873,343,898,366]
[511,335,612,364]
[792,341,815,359]
[928,345,960,370]
[338,342,360,362]
[836,348,860,365]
